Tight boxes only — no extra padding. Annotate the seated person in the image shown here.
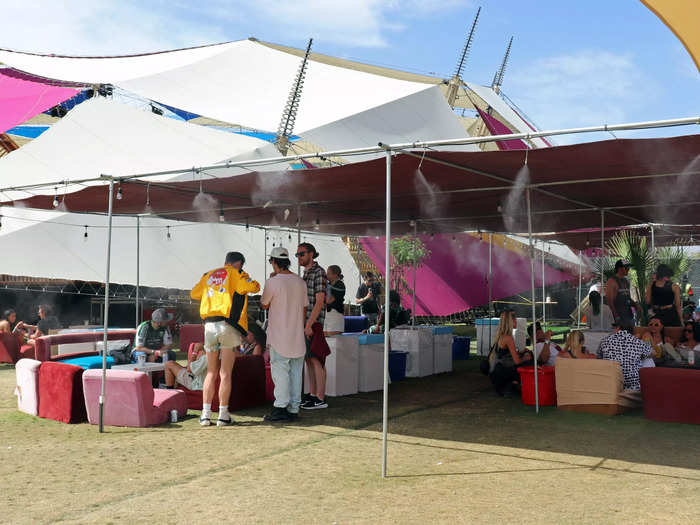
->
[240,322,267,357]
[678,321,700,351]
[367,291,410,334]
[131,308,175,363]
[0,308,30,338]
[163,343,207,390]
[586,290,614,331]
[23,304,60,346]
[556,330,596,359]
[488,310,532,397]
[529,328,561,366]
[640,315,678,363]
[526,322,545,346]
[597,322,654,391]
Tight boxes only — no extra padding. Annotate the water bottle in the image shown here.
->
[161,351,168,364]
[170,409,178,423]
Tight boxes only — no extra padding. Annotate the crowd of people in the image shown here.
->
[485,259,699,398]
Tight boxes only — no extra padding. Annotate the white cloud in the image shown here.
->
[505,50,658,144]
[0,0,473,54]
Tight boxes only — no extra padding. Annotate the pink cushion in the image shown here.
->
[180,324,204,356]
[15,358,41,416]
[38,362,86,423]
[82,369,186,427]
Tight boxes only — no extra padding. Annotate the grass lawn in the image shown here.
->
[1,359,699,524]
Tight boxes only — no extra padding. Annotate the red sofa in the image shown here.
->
[34,330,136,362]
[640,367,700,425]
[0,332,35,363]
[38,361,87,423]
[177,324,266,411]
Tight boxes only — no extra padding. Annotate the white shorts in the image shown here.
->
[175,367,196,390]
[324,309,345,333]
[203,321,242,353]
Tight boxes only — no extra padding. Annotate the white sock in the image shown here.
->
[202,403,211,418]
[219,405,229,419]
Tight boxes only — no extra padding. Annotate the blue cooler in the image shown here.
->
[388,350,408,381]
[452,336,470,360]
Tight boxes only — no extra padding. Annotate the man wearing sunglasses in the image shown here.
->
[295,243,329,410]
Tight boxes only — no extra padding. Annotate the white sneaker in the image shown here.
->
[199,416,211,427]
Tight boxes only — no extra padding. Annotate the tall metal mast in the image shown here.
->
[446,7,481,108]
[275,38,313,156]
[491,36,513,93]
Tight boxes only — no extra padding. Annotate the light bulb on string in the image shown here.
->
[219,208,225,223]
[52,187,59,208]
[314,217,320,231]
[83,225,88,240]
[245,218,249,231]
[166,226,171,241]
[0,215,3,230]
[116,185,123,200]
[497,204,503,213]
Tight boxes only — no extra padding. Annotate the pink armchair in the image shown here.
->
[82,369,187,427]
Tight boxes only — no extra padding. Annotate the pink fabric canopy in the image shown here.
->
[476,107,528,151]
[0,70,77,134]
[360,233,576,316]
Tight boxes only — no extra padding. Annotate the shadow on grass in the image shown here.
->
[286,359,700,474]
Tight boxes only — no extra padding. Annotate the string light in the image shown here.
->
[497,204,503,213]
[314,217,320,231]
[116,185,123,200]
[246,218,249,231]
[146,183,151,207]
[83,225,88,240]
[219,208,225,223]
[166,226,171,240]
[52,187,59,207]
[0,215,3,230]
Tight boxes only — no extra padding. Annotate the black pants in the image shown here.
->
[655,307,681,327]
[490,363,521,394]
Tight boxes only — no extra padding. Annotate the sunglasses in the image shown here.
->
[649,323,661,327]
[295,251,308,257]
[684,328,693,332]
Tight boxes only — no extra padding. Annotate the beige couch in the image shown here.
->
[554,358,642,415]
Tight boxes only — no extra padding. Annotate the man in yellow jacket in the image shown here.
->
[191,251,260,426]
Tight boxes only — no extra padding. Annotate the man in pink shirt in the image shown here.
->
[261,247,309,422]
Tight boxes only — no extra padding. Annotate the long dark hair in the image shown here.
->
[2,309,16,321]
[589,291,601,316]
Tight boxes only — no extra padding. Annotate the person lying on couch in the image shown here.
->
[131,308,175,363]
[556,330,596,359]
[163,343,207,390]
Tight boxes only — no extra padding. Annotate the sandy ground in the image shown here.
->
[1,360,699,524]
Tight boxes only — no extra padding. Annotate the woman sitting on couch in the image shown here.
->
[640,316,678,363]
[556,330,596,359]
[488,310,532,397]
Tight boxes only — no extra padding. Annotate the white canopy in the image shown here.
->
[0,97,267,198]
[0,206,360,293]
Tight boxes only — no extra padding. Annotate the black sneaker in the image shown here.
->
[301,393,313,404]
[301,396,328,410]
[300,397,317,410]
[264,407,292,422]
[286,411,299,421]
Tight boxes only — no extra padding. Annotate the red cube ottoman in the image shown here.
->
[38,361,87,423]
[640,367,700,425]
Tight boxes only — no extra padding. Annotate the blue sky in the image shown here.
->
[2,0,698,143]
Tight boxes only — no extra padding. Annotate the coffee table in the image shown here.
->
[111,362,165,373]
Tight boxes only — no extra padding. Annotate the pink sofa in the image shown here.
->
[34,330,136,362]
[15,358,41,416]
[0,332,35,363]
[82,369,187,427]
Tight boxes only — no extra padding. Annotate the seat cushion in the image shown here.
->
[58,355,115,370]
[153,389,187,423]
[38,362,86,423]
[19,344,36,360]
[15,358,41,416]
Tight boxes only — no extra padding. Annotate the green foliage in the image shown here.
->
[390,235,431,298]
[655,245,691,278]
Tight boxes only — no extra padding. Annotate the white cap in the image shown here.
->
[268,246,290,259]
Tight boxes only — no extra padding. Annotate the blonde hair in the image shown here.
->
[496,311,514,340]
[565,330,585,355]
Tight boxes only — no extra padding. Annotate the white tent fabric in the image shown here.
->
[213,85,478,176]
[466,82,549,148]
[0,206,360,294]
[0,43,240,84]
[0,40,434,134]
[0,97,267,198]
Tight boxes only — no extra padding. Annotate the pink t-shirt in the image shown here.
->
[261,273,309,358]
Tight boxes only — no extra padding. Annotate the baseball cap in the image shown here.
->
[268,246,290,259]
[151,308,173,323]
[614,259,631,270]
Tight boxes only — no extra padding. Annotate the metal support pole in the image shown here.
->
[526,188,539,413]
[541,239,546,330]
[297,223,302,276]
[650,223,655,260]
[99,179,115,433]
[488,233,493,350]
[600,210,605,305]
[263,227,268,279]
[577,250,583,329]
[136,217,141,325]
[381,149,392,478]
[411,220,417,326]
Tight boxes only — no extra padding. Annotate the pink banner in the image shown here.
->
[360,233,575,316]
[476,107,528,151]
[0,70,77,135]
